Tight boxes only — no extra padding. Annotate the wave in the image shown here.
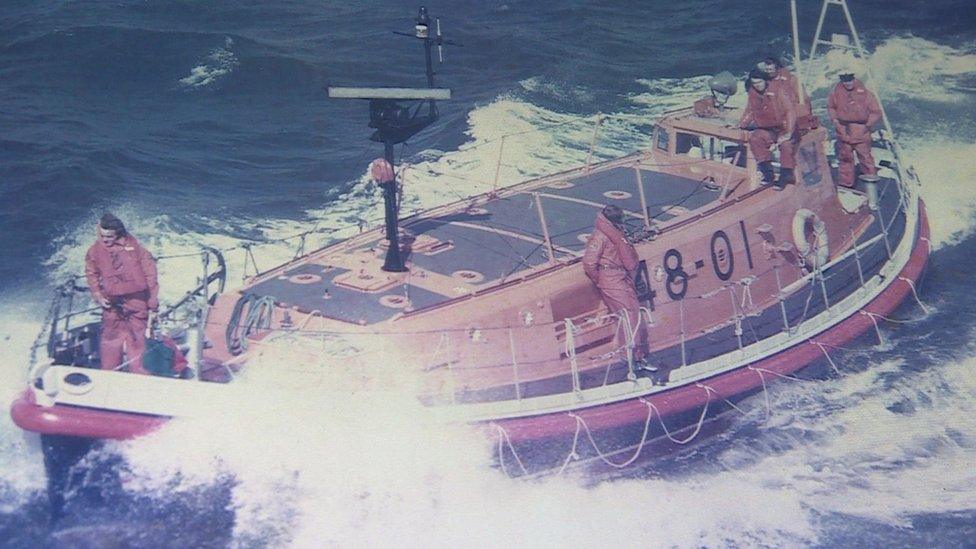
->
[0,311,47,515]
[179,37,239,89]
[718,349,976,525]
[904,138,976,248]
[109,341,976,546]
[113,342,821,547]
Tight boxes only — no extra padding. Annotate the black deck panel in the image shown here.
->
[542,167,645,215]
[543,167,720,221]
[247,262,451,324]
[539,196,603,252]
[470,194,546,238]
[453,168,720,256]
[403,217,556,282]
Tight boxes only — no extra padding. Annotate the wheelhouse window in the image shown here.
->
[675,132,705,158]
[705,136,747,167]
[655,126,670,152]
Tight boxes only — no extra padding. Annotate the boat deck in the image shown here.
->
[428,175,909,404]
[246,163,721,324]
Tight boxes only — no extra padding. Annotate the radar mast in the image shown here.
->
[328,6,457,272]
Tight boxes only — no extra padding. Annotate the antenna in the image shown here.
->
[328,6,455,272]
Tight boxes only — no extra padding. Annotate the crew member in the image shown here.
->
[84,213,159,374]
[760,57,811,118]
[582,205,651,367]
[828,73,883,188]
[739,69,797,189]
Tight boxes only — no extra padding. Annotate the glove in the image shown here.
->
[148,296,159,311]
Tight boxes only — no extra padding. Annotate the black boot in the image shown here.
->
[758,161,775,185]
[777,167,795,189]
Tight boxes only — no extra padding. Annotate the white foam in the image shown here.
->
[797,36,976,103]
[44,206,252,303]
[632,75,725,111]
[179,37,238,89]
[116,342,820,547]
[719,351,976,526]
[0,306,51,512]
[519,76,595,104]
[903,138,976,249]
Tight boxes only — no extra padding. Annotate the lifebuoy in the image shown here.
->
[792,209,829,270]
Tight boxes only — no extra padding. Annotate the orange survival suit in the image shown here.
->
[769,66,818,132]
[828,79,882,187]
[740,82,797,181]
[769,67,811,117]
[85,235,158,373]
[582,212,648,360]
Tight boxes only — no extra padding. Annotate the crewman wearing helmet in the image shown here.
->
[739,68,797,189]
[828,73,883,188]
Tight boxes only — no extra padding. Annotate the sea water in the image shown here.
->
[1,1,975,546]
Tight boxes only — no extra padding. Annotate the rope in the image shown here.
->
[617,310,637,381]
[898,276,930,315]
[739,276,757,312]
[497,386,714,477]
[749,366,816,384]
[292,310,322,332]
[749,366,772,419]
[860,310,885,345]
[642,396,710,445]
[812,340,858,352]
[568,399,655,468]
[721,397,750,416]
[226,294,276,355]
[155,250,212,261]
[862,310,928,325]
[494,423,529,477]
[554,416,583,476]
[810,340,842,375]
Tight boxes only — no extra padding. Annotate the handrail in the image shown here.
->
[160,247,227,319]
[41,246,229,371]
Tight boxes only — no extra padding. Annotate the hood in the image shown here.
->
[594,212,639,271]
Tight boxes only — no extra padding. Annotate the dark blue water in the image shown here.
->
[2,1,976,546]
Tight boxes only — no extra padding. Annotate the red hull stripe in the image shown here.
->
[10,384,167,439]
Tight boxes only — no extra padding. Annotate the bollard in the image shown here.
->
[863,176,879,211]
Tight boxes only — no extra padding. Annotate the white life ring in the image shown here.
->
[792,208,829,270]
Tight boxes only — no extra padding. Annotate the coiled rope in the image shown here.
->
[225,293,276,355]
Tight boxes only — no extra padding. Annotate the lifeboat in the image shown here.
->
[12,0,930,478]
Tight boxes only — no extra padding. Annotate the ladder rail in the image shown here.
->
[805,0,915,192]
